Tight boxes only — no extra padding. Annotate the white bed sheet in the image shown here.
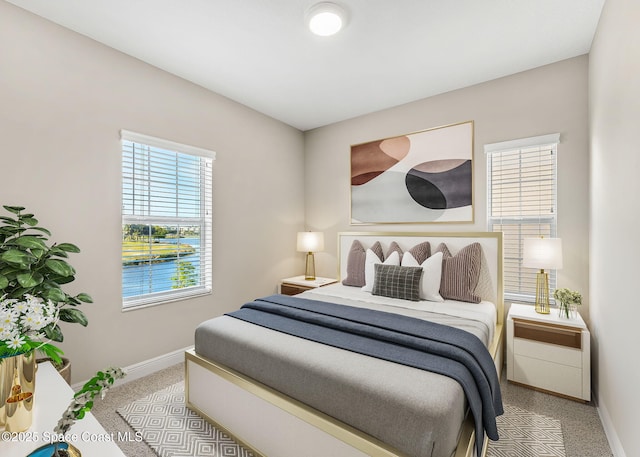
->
[300,283,497,347]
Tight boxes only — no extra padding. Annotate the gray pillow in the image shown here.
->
[407,241,431,265]
[385,241,403,261]
[342,240,383,287]
[434,242,482,303]
[371,263,423,302]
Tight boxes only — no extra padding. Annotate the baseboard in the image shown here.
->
[596,396,626,457]
[71,345,192,391]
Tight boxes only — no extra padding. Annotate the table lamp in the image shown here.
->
[523,237,563,314]
[297,232,324,280]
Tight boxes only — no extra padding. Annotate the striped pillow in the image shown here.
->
[371,264,423,302]
[434,242,482,303]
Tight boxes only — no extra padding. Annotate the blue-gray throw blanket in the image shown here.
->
[227,294,503,456]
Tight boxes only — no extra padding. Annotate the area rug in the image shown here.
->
[119,382,565,457]
[488,404,566,457]
[117,381,254,457]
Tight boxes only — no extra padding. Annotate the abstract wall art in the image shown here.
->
[350,121,474,224]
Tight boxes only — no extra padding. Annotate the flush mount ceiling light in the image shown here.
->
[305,2,348,37]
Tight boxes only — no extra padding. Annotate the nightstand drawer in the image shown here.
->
[513,355,583,399]
[280,283,312,296]
[513,337,582,368]
[513,319,581,349]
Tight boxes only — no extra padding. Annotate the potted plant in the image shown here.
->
[0,205,93,380]
[553,287,582,319]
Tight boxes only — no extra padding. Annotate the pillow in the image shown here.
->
[401,251,444,302]
[434,242,482,303]
[385,241,403,261]
[407,241,431,265]
[371,264,423,302]
[342,240,383,287]
[362,249,400,292]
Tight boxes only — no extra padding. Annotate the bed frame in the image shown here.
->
[186,231,504,457]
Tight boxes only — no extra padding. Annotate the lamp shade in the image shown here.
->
[523,237,563,270]
[297,232,324,253]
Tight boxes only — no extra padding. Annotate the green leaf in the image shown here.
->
[21,217,38,226]
[3,205,25,214]
[75,293,93,303]
[13,236,48,250]
[44,259,76,277]
[42,287,66,303]
[30,226,52,236]
[0,274,8,289]
[37,342,64,365]
[59,308,89,326]
[43,323,64,342]
[1,249,37,267]
[56,243,81,253]
[16,271,45,288]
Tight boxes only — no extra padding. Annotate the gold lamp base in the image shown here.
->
[304,251,316,280]
[534,269,550,314]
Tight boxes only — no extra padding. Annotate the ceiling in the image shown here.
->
[7,0,605,131]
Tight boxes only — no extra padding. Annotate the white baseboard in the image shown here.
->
[71,345,192,391]
[596,398,626,457]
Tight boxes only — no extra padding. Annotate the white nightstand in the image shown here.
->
[279,276,338,296]
[507,303,591,402]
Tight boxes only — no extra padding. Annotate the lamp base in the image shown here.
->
[304,252,316,281]
[534,269,550,314]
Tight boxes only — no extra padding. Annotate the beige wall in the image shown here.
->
[304,55,590,322]
[0,2,305,382]
[590,0,640,456]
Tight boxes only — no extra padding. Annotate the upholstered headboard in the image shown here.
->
[337,231,504,324]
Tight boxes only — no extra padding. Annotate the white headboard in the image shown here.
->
[337,231,504,324]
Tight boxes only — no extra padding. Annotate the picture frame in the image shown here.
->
[350,120,474,224]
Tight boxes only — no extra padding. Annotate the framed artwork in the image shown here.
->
[350,120,474,224]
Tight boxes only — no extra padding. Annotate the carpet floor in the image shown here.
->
[91,362,613,457]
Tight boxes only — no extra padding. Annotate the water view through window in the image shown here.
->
[122,224,202,298]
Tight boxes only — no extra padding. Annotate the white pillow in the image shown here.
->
[401,251,444,302]
[362,249,400,292]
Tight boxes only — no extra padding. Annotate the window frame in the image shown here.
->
[485,133,560,304]
[120,130,215,310]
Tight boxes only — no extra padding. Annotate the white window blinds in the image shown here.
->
[120,130,214,310]
[486,134,559,303]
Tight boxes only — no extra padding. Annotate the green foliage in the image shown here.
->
[0,205,93,342]
[171,260,197,289]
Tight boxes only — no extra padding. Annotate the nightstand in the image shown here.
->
[280,276,338,296]
[507,303,591,402]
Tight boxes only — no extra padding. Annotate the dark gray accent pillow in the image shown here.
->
[434,242,482,303]
[371,264,423,302]
[342,240,383,287]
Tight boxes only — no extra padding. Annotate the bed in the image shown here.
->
[186,231,504,457]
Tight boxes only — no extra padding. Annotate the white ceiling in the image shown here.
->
[8,0,605,131]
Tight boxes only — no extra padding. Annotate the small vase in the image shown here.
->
[0,351,36,431]
[558,303,578,319]
[27,442,82,457]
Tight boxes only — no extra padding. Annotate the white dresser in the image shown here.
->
[507,303,591,402]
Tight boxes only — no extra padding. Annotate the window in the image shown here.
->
[485,133,559,303]
[120,130,214,310]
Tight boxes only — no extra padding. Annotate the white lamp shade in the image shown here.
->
[523,238,563,270]
[297,232,324,253]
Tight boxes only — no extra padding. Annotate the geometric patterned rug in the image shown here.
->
[117,382,255,457]
[119,383,565,457]
[488,404,566,457]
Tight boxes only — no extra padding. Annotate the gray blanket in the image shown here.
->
[227,294,503,456]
